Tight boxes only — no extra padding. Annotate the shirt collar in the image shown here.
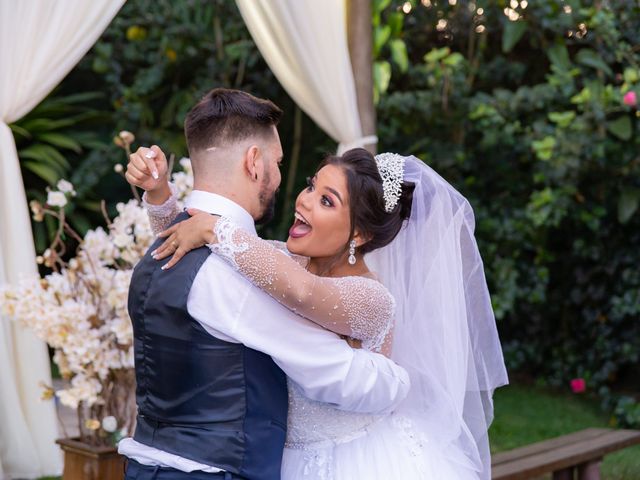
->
[184,190,256,235]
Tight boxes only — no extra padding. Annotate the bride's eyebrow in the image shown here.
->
[323,186,343,205]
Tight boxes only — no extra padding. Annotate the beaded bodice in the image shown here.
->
[285,380,383,448]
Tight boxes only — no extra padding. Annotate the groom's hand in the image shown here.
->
[125,145,170,203]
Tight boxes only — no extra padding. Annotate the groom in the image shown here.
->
[119,88,410,479]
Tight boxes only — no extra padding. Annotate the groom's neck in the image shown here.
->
[193,180,257,221]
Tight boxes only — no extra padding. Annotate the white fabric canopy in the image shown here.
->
[235,0,376,154]
[0,1,124,477]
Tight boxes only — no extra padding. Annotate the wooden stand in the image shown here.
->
[56,438,125,480]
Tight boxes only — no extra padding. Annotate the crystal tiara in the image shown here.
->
[374,152,405,213]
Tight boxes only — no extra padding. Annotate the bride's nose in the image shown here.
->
[297,189,313,212]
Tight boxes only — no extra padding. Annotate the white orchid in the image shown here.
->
[46,191,68,208]
[56,179,75,194]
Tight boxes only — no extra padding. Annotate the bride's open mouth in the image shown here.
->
[289,211,312,238]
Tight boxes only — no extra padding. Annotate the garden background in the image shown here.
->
[7,0,640,478]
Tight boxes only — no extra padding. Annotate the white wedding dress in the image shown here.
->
[145,194,479,479]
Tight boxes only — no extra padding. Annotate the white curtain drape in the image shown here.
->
[0,1,124,477]
[235,0,376,154]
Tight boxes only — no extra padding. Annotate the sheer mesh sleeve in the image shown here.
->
[265,240,310,268]
[209,217,395,352]
[142,183,181,236]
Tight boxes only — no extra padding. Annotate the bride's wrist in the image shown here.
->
[204,215,220,244]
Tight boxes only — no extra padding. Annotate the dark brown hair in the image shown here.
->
[184,88,282,153]
[319,148,414,255]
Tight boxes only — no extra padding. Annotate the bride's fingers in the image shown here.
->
[157,224,178,238]
[161,247,186,270]
[152,234,178,260]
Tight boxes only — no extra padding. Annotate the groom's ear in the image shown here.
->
[243,145,261,181]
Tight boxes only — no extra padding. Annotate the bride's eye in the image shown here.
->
[321,195,333,207]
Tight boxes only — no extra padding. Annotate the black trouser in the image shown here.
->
[124,459,245,480]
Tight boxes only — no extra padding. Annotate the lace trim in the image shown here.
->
[207,216,249,269]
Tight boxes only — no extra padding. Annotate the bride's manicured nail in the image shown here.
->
[151,249,157,256]
[161,264,168,270]
[145,151,156,159]
[152,171,159,180]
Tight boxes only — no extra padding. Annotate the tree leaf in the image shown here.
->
[374,25,391,57]
[19,144,71,170]
[9,123,31,139]
[502,21,527,53]
[575,49,612,76]
[548,111,576,128]
[390,39,409,73]
[37,132,82,153]
[618,189,640,224]
[387,12,404,37]
[607,116,632,141]
[424,47,450,65]
[373,0,392,14]
[22,161,61,185]
[373,61,392,104]
[547,43,572,70]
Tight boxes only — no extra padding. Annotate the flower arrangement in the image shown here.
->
[1,132,193,447]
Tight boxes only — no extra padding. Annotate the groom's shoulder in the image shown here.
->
[191,253,253,294]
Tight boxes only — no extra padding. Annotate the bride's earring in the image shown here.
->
[348,240,357,265]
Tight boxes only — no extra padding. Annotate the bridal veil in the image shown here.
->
[366,155,508,479]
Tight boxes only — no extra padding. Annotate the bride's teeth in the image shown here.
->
[295,212,309,225]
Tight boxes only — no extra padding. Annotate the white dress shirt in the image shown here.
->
[119,190,410,472]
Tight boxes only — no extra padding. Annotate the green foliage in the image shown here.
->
[377,1,640,422]
[11,92,105,186]
[10,92,110,249]
[373,0,410,102]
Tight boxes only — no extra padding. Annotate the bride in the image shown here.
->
[131,147,507,479]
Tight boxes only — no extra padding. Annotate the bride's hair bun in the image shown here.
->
[397,180,415,221]
[318,148,415,255]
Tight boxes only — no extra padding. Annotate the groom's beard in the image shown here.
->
[256,174,278,226]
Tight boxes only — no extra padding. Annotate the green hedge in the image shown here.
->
[376,0,640,425]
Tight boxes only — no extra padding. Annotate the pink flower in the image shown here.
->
[623,91,637,107]
[570,378,586,393]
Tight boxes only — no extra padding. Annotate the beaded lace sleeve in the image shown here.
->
[209,217,395,352]
[142,183,181,236]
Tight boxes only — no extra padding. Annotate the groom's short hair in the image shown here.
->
[184,88,282,153]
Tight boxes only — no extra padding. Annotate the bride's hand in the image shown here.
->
[152,209,219,270]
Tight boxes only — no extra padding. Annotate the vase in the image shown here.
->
[56,438,125,480]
